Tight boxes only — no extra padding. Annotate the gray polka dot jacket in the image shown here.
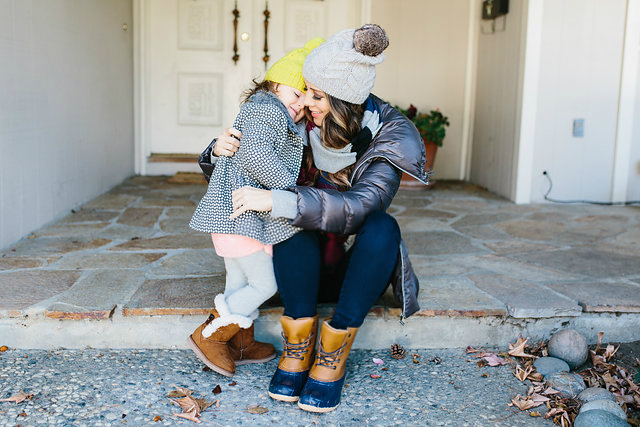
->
[189,90,304,244]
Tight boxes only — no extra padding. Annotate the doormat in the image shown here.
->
[167,172,207,184]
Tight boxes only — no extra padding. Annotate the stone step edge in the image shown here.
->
[2,311,639,350]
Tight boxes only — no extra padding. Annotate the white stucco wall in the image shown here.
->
[528,0,626,203]
[629,40,640,202]
[0,0,134,249]
[370,0,471,180]
[469,0,525,199]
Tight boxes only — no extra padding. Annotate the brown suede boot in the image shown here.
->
[228,323,276,365]
[187,294,255,377]
[268,315,319,402]
[297,319,358,413]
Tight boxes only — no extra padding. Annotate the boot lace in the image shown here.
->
[282,332,313,360]
[315,343,346,370]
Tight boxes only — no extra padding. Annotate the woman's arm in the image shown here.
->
[231,159,401,233]
[290,159,401,234]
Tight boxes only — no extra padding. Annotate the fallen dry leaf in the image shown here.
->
[479,352,510,367]
[481,373,489,378]
[466,346,482,354]
[228,381,237,386]
[0,391,34,404]
[514,365,534,382]
[0,346,8,352]
[246,405,268,414]
[173,397,200,416]
[174,409,201,423]
[166,390,186,399]
[509,394,541,411]
[195,398,216,412]
[153,415,162,422]
[370,374,381,379]
[530,411,541,417]
[212,385,222,395]
[508,336,535,358]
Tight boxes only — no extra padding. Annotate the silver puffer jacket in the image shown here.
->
[287,95,429,321]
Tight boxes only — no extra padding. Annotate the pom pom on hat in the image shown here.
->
[264,37,325,92]
[303,24,389,104]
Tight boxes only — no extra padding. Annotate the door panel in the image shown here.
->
[143,0,361,161]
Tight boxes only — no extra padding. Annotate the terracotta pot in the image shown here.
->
[399,139,438,189]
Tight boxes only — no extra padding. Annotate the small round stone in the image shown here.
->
[546,372,586,398]
[548,329,589,369]
[578,387,617,403]
[574,409,629,427]
[533,356,570,377]
[580,399,627,420]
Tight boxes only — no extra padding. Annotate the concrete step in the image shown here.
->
[2,176,640,349]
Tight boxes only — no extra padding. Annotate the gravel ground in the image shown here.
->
[0,348,553,426]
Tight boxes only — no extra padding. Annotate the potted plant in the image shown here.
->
[396,104,450,188]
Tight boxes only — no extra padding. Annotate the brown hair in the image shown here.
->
[303,95,365,190]
[241,79,276,104]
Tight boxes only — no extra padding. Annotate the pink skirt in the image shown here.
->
[211,234,273,258]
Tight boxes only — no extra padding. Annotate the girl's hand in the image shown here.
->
[230,187,273,219]
[213,127,242,157]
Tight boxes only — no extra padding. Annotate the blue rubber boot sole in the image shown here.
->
[268,368,310,402]
[297,375,346,413]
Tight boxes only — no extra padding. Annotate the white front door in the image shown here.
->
[137,0,364,174]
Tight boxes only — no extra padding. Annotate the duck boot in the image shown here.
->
[228,322,277,365]
[297,319,358,413]
[187,294,254,377]
[268,315,319,402]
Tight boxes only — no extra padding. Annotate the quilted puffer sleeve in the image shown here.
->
[235,105,298,190]
[289,159,401,235]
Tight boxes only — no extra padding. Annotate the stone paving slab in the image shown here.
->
[117,207,163,228]
[0,256,59,271]
[468,274,582,318]
[58,209,119,224]
[460,254,578,282]
[110,234,211,251]
[0,270,81,316]
[482,240,561,255]
[508,248,640,278]
[402,231,488,256]
[1,237,111,257]
[52,252,166,270]
[35,222,111,237]
[494,219,567,241]
[45,270,146,320]
[149,250,224,277]
[122,276,225,316]
[82,193,138,209]
[413,277,507,317]
[544,281,640,313]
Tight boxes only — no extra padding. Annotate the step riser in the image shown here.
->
[2,312,639,349]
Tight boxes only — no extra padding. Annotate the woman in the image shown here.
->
[214,24,428,413]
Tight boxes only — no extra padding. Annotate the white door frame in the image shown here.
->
[133,0,147,175]
[611,0,640,202]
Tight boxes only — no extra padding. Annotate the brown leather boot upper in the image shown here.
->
[308,319,358,382]
[228,324,276,364]
[277,315,319,373]
[189,310,241,375]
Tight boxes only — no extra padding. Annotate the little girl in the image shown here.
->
[188,38,323,377]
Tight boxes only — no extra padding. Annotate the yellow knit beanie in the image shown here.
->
[264,37,325,92]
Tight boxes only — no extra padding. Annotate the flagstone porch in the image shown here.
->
[1,175,639,349]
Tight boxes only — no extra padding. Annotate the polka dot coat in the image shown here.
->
[190,90,303,245]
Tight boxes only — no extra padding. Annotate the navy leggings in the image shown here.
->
[273,211,401,330]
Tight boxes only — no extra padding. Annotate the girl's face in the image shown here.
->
[303,80,331,127]
[274,84,305,122]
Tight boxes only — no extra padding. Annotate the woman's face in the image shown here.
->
[303,80,331,127]
[274,84,306,122]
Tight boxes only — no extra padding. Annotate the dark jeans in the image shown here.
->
[273,211,401,330]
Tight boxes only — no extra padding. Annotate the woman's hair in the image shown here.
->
[302,94,365,190]
[241,79,276,104]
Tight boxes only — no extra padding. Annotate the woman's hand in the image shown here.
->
[213,127,242,157]
[230,186,274,219]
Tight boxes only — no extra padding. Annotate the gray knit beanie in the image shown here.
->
[303,24,389,104]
